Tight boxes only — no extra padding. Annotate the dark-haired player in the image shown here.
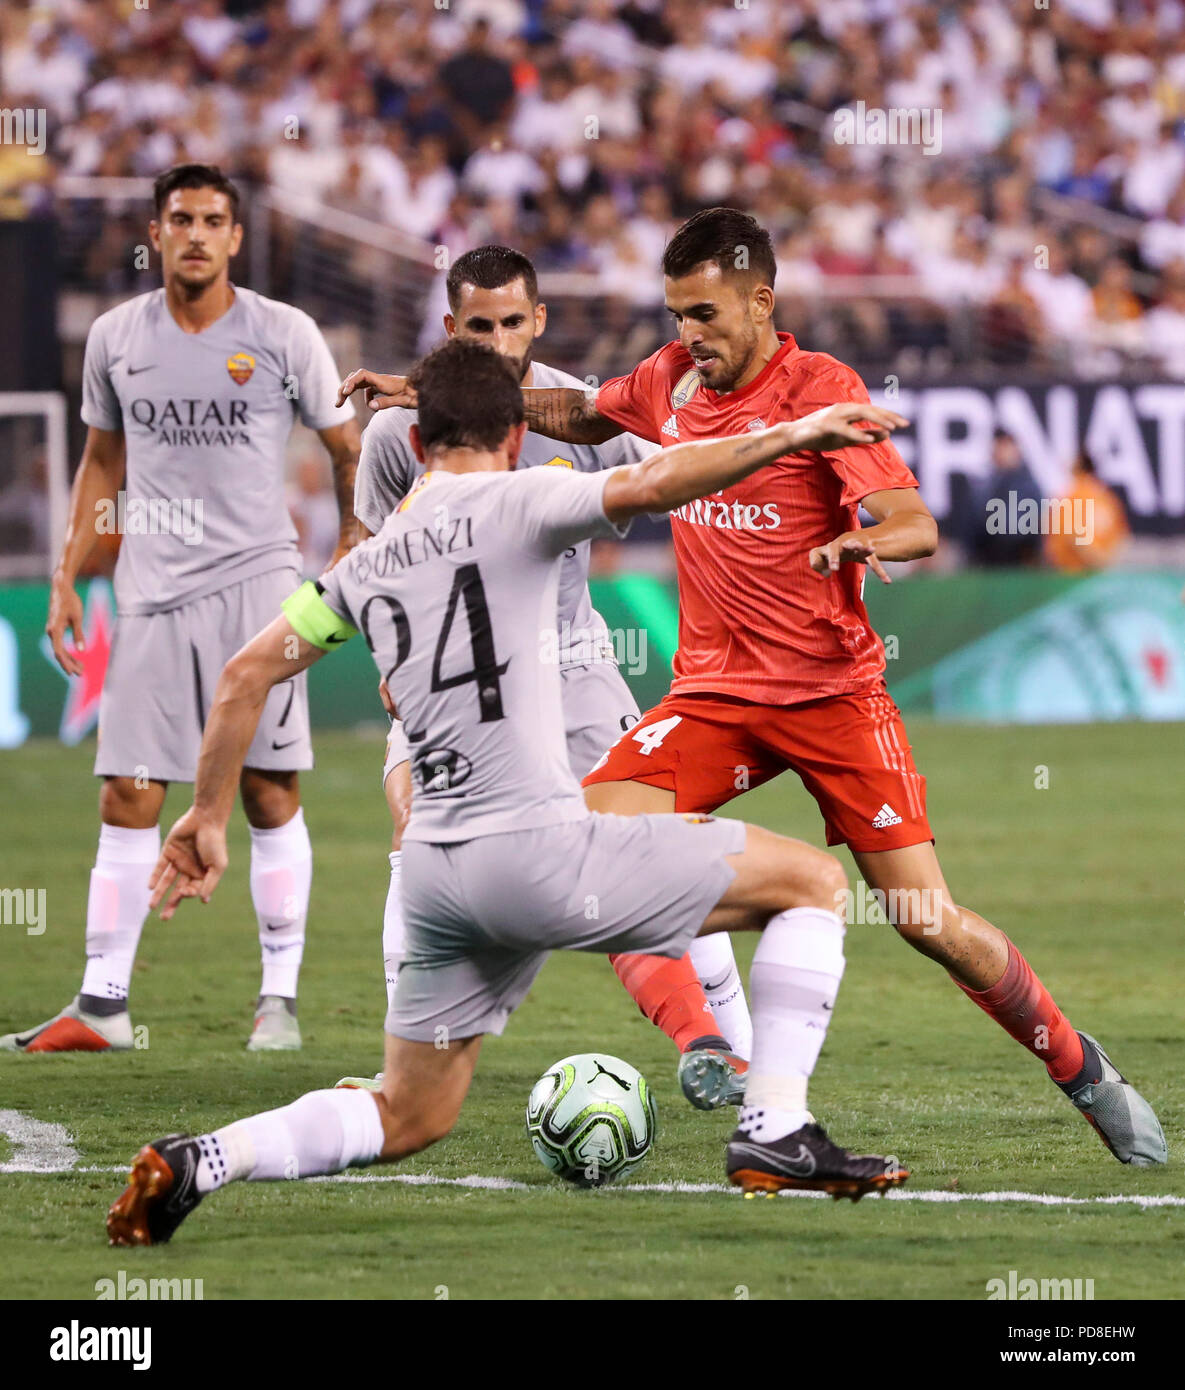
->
[336,246,753,1089]
[341,209,1166,1166]
[106,339,912,1245]
[1,164,361,1054]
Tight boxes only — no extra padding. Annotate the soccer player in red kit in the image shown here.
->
[338,210,1165,1181]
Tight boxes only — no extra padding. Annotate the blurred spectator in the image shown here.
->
[1044,452,1131,573]
[967,430,1045,568]
[1091,256,1145,355]
[1143,266,1185,375]
[983,258,1045,365]
[1023,240,1094,346]
[439,18,516,138]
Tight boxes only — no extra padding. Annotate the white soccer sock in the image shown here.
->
[250,808,312,1000]
[739,907,846,1143]
[688,932,753,1060]
[382,850,403,1011]
[194,1087,384,1192]
[79,824,161,1004]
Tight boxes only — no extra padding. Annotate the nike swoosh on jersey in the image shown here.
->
[126,364,156,375]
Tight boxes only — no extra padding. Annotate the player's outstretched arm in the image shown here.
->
[520,388,624,444]
[603,403,908,522]
[149,616,326,919]
[46,425,125,676]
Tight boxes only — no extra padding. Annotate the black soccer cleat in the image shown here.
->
[726,1120,909,1201]
[107,1134,205,1246]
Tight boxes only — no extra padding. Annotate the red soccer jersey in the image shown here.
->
[595,332,919,704]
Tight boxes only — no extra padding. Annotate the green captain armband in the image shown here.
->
[282,581,358,651]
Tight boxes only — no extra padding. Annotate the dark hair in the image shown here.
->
[662,207,777,288]
[410,339,524,452]
[446,245,538,313]
[153,164,240,220]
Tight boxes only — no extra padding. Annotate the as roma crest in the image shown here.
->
[227,351,255,385]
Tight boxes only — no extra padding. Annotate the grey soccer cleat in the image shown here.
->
[678,1044,748,1111]
[0,995,133,1052]
[246,995,301,1052]
[1057,1031,1167,1167]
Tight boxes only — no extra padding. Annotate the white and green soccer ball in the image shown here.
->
[525,1052,657,1188]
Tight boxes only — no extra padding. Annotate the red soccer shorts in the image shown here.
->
[583,681,932,852]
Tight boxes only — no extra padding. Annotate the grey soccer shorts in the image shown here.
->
[95,566,312,783]
[387,811,746,1042]
[381,660,639,786]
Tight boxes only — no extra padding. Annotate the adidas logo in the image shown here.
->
[871,802,903,828]
[661,414,679,439]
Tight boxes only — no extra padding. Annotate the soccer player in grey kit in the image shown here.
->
[336,246,765,1085]
[1,164,361,1054]
[105,339,912,1245]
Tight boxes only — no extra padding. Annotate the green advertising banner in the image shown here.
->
[1,568,1182,748]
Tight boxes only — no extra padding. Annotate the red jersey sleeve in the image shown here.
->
[594,346,669,443]
[797,360,918,507]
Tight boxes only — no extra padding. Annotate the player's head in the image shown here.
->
[407,338,527,471]
[662,207,777,393]
[149,164,242,294]
[444,246,545,381]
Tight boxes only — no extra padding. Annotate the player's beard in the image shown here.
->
[701,317,760,393]
[172,258,222,295]
[510,343,535,382]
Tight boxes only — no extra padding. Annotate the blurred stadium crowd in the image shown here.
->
[5,0,1185,379]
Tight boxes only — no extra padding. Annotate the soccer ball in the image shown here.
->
[525,1052,657,1188]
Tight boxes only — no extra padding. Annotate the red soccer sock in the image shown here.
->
[610,952,720,1053]
[953,940,1085,1083]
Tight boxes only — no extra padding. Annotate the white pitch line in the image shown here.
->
[5,1164,1183,1208]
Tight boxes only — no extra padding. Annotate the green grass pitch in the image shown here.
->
[0,722,1180,1300]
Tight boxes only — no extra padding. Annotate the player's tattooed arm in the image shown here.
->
[809,487,938,584]
[604,403,908,522]
[46,425,126,676]
[317,419,364,567]
[150,616,326,919]
[520,389,624,444]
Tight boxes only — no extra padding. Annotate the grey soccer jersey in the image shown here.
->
[82,286,354,615]
[311,466,628,843]
[353,360,647,666]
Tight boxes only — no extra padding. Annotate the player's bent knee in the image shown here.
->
[241,768,300,828]
[99,776,165,829]
[811,854,849,915]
